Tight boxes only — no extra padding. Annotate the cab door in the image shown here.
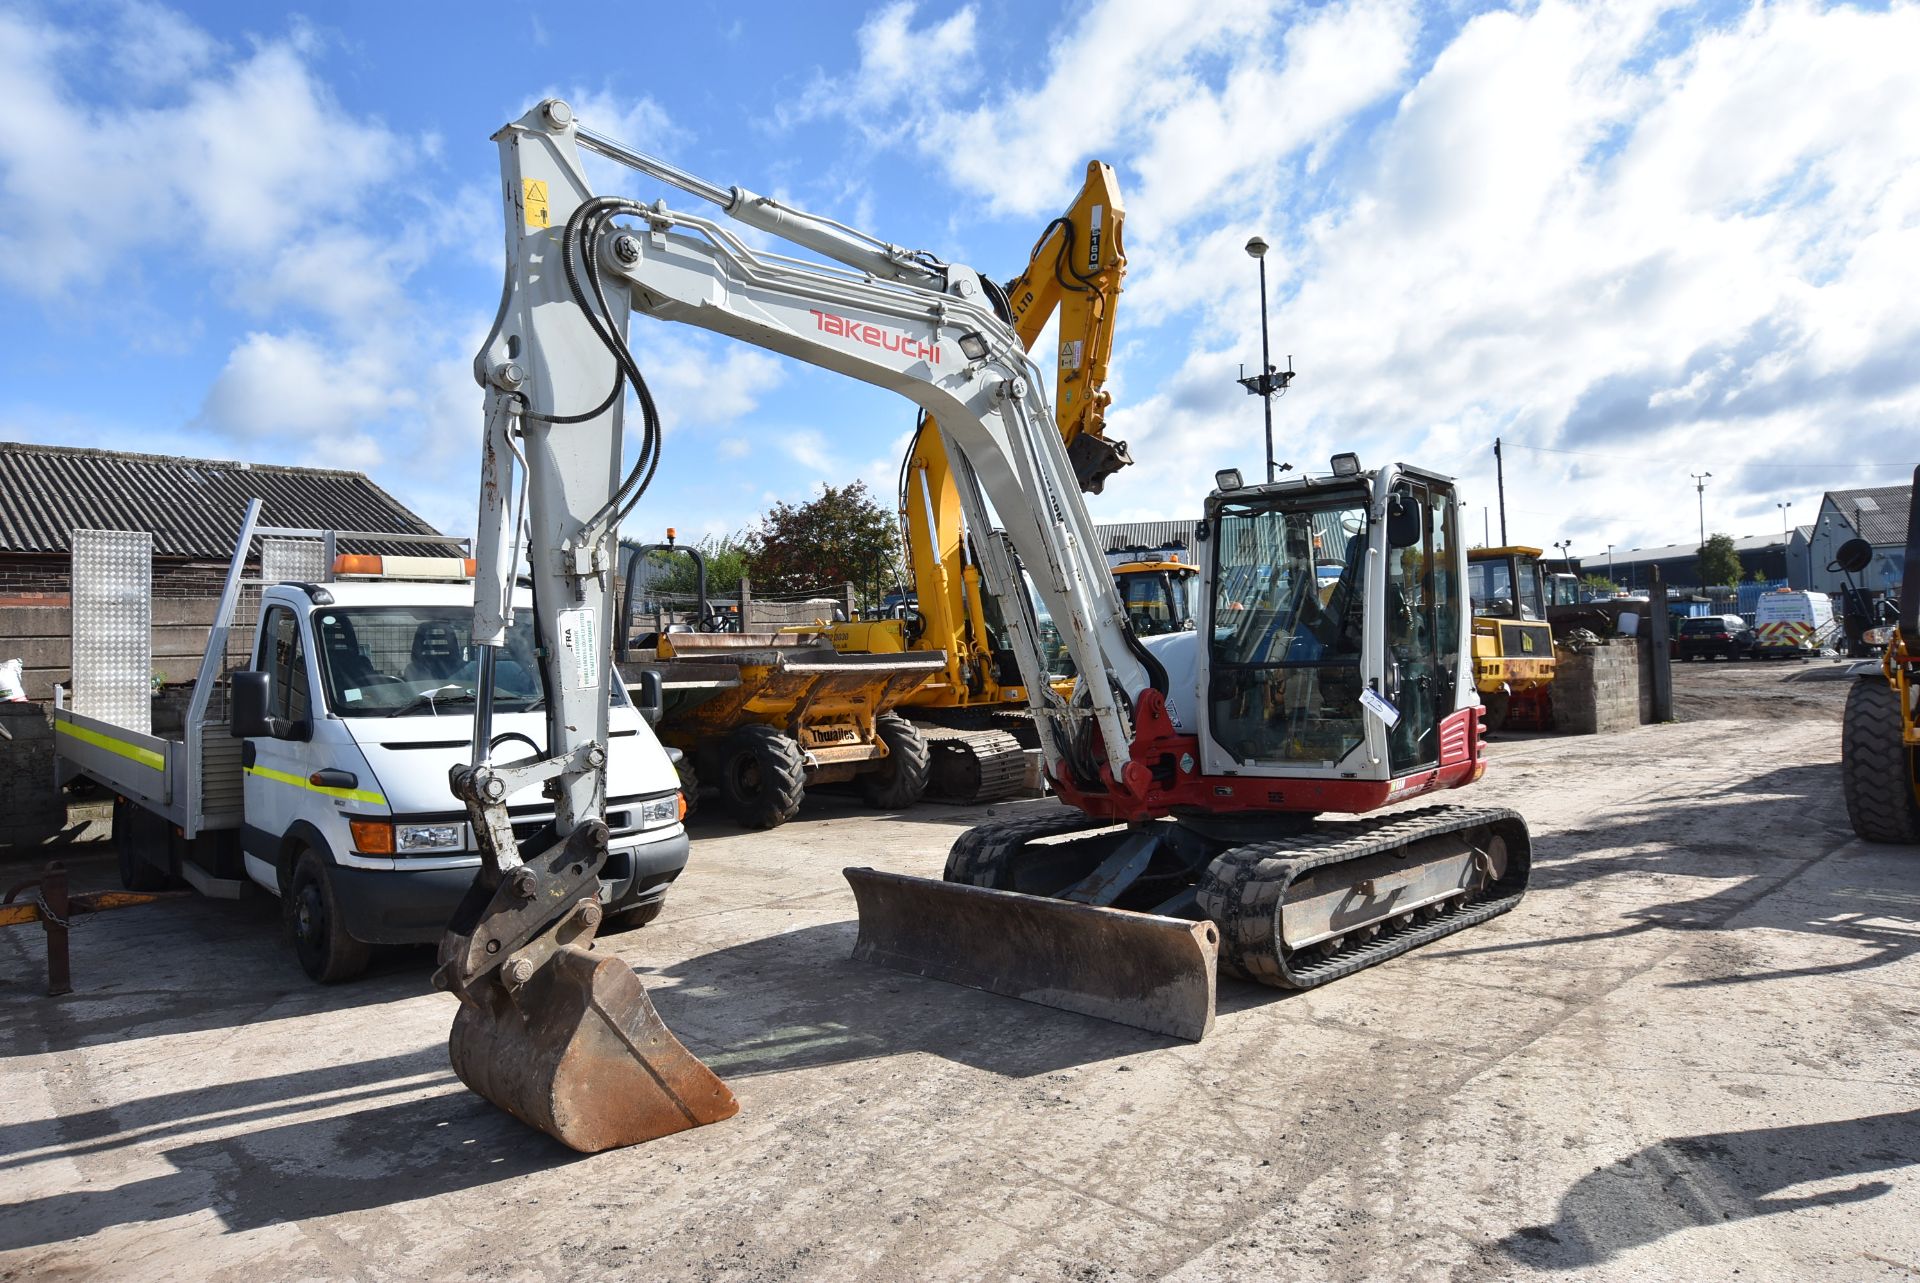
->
[241,605,321,886]
[1383,480,1458,774]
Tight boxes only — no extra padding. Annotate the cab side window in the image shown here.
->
[258,607,311,724]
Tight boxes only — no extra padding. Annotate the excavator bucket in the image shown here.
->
[843,868,1219,1041]
[448,944,738,1153]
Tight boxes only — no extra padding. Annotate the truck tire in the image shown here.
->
[717,724,806,829]
[604,896,666,933]
[114,797,170,892]
[285,849,372,983]
[1841,677,1920,844]
[860,714,930,809]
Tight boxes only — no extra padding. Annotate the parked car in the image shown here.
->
[1674,614,1750,661]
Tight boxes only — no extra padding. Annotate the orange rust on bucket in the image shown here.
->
[449,944,738,1152]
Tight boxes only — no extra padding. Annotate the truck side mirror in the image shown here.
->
[229,670,297,740]
[630,669,665,727]
[230,670,272,739]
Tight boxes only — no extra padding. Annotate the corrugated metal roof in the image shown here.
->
[1098,520,1196,555]
[1825,484,1911,547]
[0,442,443,557]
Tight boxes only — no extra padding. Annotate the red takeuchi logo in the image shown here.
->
[809,310,940,364]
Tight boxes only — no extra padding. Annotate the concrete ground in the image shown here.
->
[3,658,1918,1281]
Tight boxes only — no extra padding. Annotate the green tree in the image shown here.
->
[1696,533,1742,588]
[1580,574,1620,596]
[745,481,903,608]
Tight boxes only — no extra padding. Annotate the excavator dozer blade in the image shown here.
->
[449,944,738,1153]
[844,867,1218,1041]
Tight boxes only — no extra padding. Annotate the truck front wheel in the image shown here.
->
[1841,678,1920,844]
[285,849,372,983]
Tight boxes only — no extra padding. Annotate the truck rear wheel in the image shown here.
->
[1841,677,1920,844]
[113,797,170,892]
[286,850,371,983]
[860,714,930,810]
[717,724,806,830]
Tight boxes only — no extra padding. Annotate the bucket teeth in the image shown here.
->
[449,944,737,1153]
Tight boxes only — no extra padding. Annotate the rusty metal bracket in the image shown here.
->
[2,862,184,995]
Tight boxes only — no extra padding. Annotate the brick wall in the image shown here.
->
[1554,640,1645,735]
[0,554,236,600]
[0,703,65,847]
[0,597,254,702]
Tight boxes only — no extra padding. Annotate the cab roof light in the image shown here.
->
[1330,452,1361,477]
[332,554,477,580]
[1214,468,1243,491]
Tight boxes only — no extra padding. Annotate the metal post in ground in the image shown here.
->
[1648,567,1673,724]
[43,862,71,996]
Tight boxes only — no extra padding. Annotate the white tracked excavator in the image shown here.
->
[438,100,1531,1153]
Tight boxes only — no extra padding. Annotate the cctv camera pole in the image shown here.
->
[1237,236,1294,483]
[1494,437,1508,545]
[1691,471,1712,548]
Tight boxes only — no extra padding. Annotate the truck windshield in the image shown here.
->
[312,606,600,718]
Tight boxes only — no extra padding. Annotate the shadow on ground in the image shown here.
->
[1494,1108,1920,1270]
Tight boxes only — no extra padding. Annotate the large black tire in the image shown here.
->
[603,895,666,934]
[674,755,700,820]
[717,724,806,829]
[1842,678,1920,844]
[1480,689,1510,732]
[285,850,371,983]
[113,797,170,892]
[859,714,930,809]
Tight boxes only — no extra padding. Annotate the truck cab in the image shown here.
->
[234,573,688,981]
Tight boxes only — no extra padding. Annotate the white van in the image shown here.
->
[53,507,687,983]
[1752,590,1836,658]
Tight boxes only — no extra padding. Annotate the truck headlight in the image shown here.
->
[638,794,682,828]
[395,822,465,853]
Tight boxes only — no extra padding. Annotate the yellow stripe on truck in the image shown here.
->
[54,719,165,771]
[244,765,387,806]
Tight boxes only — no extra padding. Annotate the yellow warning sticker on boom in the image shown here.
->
[523,179,550,230]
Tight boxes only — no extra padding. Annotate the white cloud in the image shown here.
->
[779,2,978,135]
[0,14,412,297]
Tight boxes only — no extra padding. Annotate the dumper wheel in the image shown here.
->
[860,714,930,810]
[674,756,700,820]
[1841,677,1920,844]
[718,725,806,830]
[286,850,371,984]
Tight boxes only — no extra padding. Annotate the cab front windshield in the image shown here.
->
[1469,558,1545,620]
[1208,493,1370,765]
[312,606,580,717]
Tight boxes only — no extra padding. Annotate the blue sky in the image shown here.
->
[3,0,1916,563]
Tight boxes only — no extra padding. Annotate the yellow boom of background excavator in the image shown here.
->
[822,161,1135,801]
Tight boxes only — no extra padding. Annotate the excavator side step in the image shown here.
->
[844,867,1218,1040]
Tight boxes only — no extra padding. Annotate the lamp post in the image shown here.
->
[1691,471,1713,547]
[1236,236,1293,482]
[1777,501,1792,586]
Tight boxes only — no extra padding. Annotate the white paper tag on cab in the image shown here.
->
[1359,687,1400,729]
[556,606,599,690]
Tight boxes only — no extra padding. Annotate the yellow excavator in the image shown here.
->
[823,161,1134,801]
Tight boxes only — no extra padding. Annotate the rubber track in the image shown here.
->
[945,809,1112,887]
[1195,805,1531,989]
[1841,678,1920,844]
[924,728,1029,804]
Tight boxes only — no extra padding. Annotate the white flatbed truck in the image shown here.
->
[52,501,689,982]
